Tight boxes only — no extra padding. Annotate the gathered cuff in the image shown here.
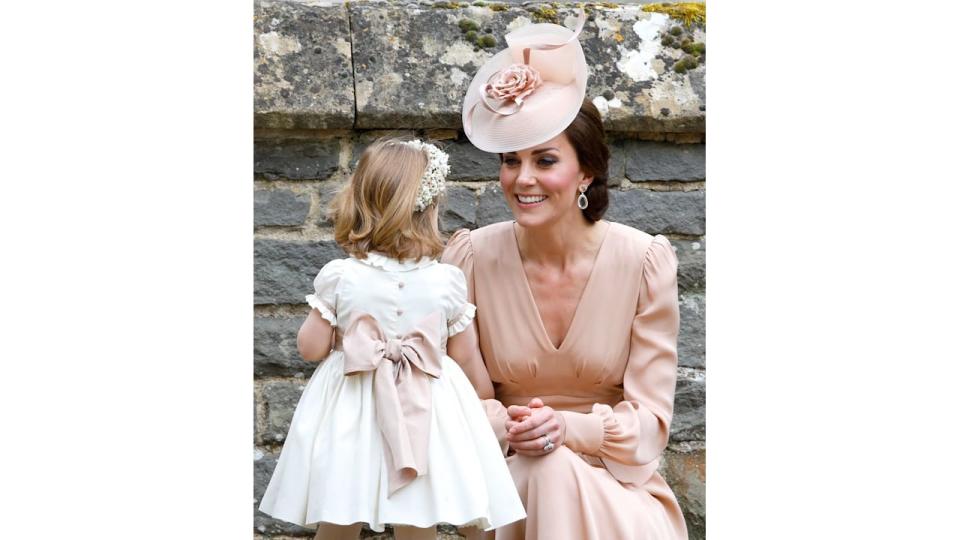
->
[559,409,605,455]
[447,302,476,336]
[305,294,337,326]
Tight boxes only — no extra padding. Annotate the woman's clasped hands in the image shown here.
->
[505,398,567,457]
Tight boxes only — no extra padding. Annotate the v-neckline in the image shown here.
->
[509,221,611,353]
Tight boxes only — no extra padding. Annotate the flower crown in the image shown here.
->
[403,140,450,212]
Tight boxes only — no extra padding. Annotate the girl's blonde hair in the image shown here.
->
[331,138,444,261]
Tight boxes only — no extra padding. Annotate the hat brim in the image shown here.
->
[462,24,588,154]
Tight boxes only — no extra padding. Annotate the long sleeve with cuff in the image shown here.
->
[557,235,680,467]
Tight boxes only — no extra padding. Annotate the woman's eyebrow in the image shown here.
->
[531,147,559,154]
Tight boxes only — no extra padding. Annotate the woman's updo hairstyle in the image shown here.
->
[563,99,610,222]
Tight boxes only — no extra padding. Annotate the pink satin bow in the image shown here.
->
[342,311,443,496]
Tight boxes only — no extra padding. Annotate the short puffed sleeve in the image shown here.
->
[443,264,476,337]
[305,258,346,326]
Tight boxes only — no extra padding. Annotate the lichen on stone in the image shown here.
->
[643,2,706,28]
[488,3,508,12]
[432,1,461,9]
[673,55,699,74]
[682,41,705,57]
[528,6,560,24]
[459,18,479,32]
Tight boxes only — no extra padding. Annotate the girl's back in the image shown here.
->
[311,254,473,345]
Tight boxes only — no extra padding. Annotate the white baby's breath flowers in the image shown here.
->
[404,139,450,212]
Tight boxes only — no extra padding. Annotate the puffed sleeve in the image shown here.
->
[304,258,345,327]
[559,235,680,467]
[444,265,477,337]
[442,229,510,455]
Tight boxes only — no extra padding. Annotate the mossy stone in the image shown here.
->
[479,34,497,48]
[670,26,683,36]
[529,6,559,24]
[459,19,479,32]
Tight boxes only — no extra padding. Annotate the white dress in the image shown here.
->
[258,252,525,533]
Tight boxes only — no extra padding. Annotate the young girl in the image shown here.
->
[258,138,525,539]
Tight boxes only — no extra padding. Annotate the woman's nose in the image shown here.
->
[517,161,537,185]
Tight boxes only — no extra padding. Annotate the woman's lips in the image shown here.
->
[516,194,547,207]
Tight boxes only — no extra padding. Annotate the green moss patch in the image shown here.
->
[643,2,706,28]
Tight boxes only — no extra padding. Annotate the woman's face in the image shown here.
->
[499,133,591,229]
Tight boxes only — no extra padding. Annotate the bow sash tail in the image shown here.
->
[341,312,444,496]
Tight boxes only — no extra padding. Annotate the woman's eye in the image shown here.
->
[538,158,556,167]
[503,158,520,166]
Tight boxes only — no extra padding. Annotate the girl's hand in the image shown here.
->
[505,398,566,456]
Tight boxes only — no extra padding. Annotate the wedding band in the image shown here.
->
[542,435,554,452]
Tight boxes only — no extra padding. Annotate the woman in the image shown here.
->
[442,12,688,540]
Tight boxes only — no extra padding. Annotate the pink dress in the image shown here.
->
[442,221,688,540]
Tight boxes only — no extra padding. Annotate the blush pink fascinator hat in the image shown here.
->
[461,10,588,153]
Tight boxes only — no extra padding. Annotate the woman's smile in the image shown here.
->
[516,194,548,207]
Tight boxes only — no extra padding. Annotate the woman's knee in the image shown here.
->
[509,445,583,490]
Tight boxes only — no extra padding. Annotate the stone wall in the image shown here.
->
[254,1,705,538]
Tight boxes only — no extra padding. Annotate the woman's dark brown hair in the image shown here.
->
[563,99,610,222]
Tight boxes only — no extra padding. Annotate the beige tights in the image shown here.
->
[312,523,437,539]
[314,523,362,540]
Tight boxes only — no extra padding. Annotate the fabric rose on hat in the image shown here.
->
[484,63,543,104]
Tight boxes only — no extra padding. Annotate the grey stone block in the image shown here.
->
[624,142,705,182]
[349,4,507,128]
[661,447,706,540]
[254,239,346,305]
[446,139,500,181]
[440,186,478,232]
[582,9,705,132]
[255,316,321,378]
[254,189,311,227]
[254,1,354,129]
[260,380,307,444]
[254,452,314,536]
[607,189,705,236]
[347,4,704,132]
[671,372,705,442]
[678,293,705,369]
[607,139,627,182]
[255,138,341,180]
[315,181,343,227]
[673,239,705,291]
[477,185,514,227]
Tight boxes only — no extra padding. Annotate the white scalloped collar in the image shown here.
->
[353,251,438,272]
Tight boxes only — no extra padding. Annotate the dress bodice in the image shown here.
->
[306,252,475,347]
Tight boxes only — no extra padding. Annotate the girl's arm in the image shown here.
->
[297,309,336,362]
[447,323,494,399]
